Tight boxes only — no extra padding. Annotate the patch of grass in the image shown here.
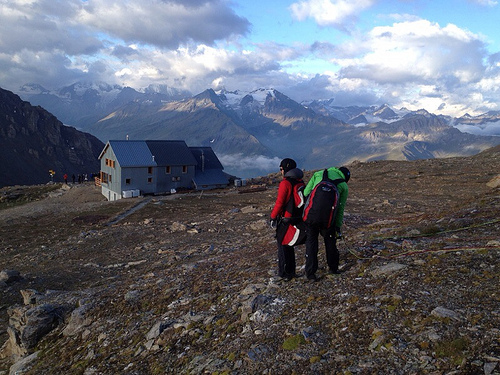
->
[371,329,384,340]
[434,337,469,364]
[420,224,442,236]
[381,295,402,312]
[70,359,90,374]
[427,256,442,266]
[310,355,321,363]
[149,361,166,375]
[347,295,359,304]
[282,334,306,350]
[419,341,430,350]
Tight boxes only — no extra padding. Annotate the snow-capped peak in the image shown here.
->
[19,83,50,95]
[216,88,276,109]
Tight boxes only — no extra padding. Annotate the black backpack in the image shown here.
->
[284,177,305,224]
[302,169,344,229]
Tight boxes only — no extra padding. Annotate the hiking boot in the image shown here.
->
[328,269,343,275]
[307,274,320,282]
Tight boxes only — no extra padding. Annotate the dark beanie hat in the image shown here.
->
[280,158,297,173]
[339,166,351,182]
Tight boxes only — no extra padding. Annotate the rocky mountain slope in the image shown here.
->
[88,89,271,157]
[1,146,499,374]
[0,87,104,187]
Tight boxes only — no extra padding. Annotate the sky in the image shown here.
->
[1,0,500,117]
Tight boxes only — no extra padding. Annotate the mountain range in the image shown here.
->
[15,82,500,178]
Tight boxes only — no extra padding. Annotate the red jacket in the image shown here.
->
[271,174,305,220]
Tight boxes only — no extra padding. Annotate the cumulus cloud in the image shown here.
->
[0,1,102,55]
[77,0,250,49]
[0,0,250,51]
[454,122,500,136]
[0,0,251,90]
[333,20,487,85]
[296,19,498,115]
[289,0,375,29]
[103,43,293,94]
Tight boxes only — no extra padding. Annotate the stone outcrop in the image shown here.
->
[2,289,87,362]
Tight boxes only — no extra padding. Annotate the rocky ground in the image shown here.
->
[0,146,499,375]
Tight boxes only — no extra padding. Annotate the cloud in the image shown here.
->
[0,1,102,55]
[0,0,252,91]
[0,0,250,51]
[454,122,500,136]
[469,0,498,6]
[289,0,375,29]
[282,73,380,105]
[78,0,251,49]
[0,50,89,90]
[103,43,294,94]
[294,19,499,114]
[218,154,282,178]
[333,20,487,85]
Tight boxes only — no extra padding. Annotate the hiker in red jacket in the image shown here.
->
[270,158,305,281]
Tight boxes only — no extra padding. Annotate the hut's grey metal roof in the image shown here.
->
[146,140,197,166]
[108,140,156,167]
[104,140,198,167]
[192,169,229,187]
[189,147,224,170]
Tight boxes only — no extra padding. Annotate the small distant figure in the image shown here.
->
[63,173,68,184]
[78,174,82,184]
[72,174,76,184]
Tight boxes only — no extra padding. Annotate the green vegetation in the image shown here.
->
[282,334,306,350]
[434,337,469,365]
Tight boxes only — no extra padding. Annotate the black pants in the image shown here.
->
[277,242,296,277]
[305,224,338,277]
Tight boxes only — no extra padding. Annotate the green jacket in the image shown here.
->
[304,167,349,229]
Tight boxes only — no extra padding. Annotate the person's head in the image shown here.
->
[339,166,350,182]
[280,158,297,175]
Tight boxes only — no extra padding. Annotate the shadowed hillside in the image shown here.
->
[0,87,104,187]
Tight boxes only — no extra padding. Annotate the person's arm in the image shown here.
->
[334,182,349,228]
[270,180,291,219]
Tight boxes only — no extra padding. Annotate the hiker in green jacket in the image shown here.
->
[303,166,350,281]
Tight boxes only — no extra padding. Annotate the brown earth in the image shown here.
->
[0,146,499,374]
